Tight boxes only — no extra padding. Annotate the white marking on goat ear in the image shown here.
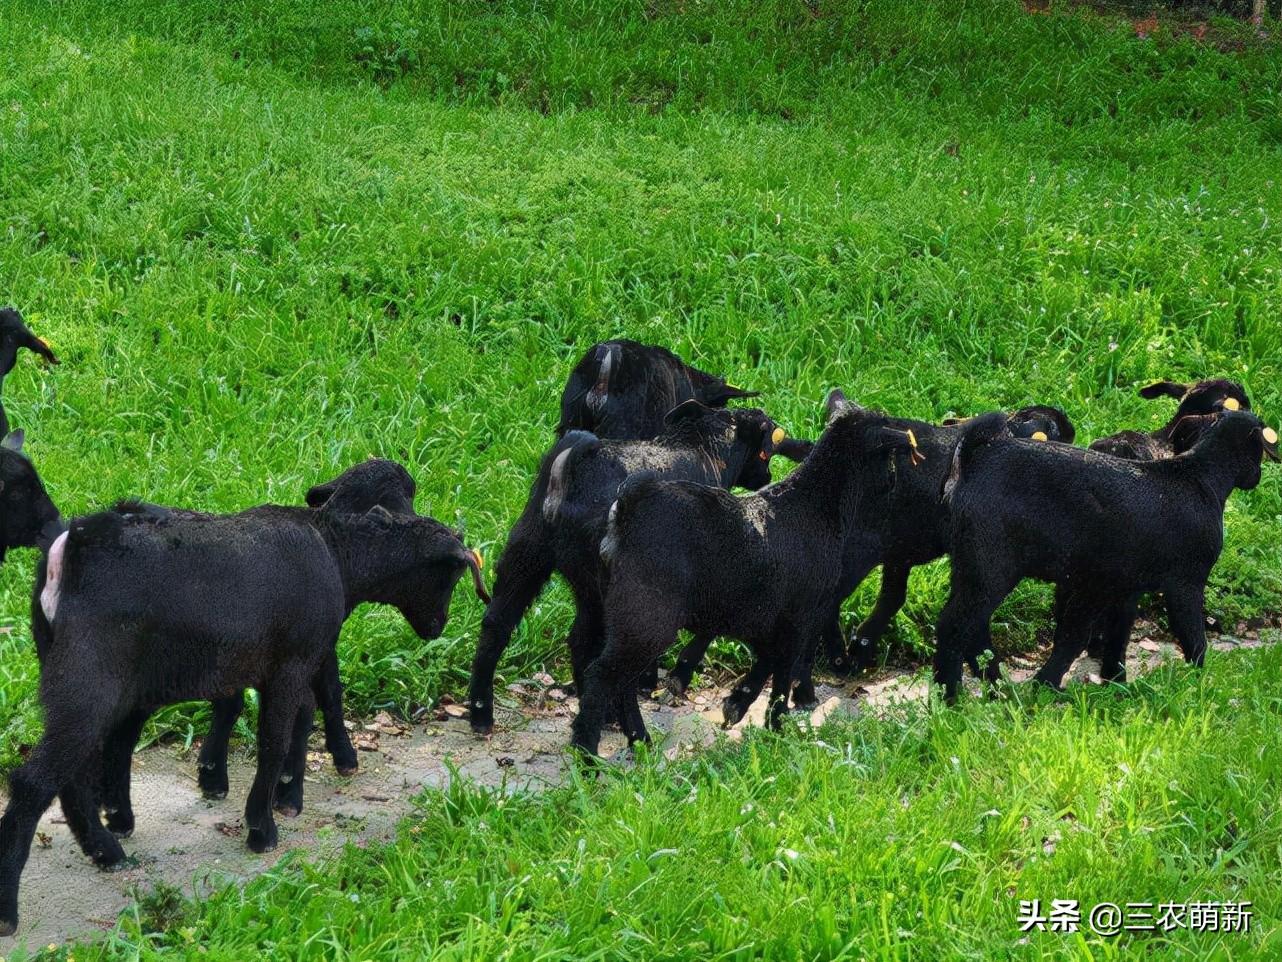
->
[1031,431,1048,442]
[1223,397,1241,411]
[1263,427,1278,444]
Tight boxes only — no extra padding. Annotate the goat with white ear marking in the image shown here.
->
[934,409,1278,703]
[570,393,925,758]
[0,489,488,937]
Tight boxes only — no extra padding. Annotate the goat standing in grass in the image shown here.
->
[0,496,488,936]
[570,393,925,757]
[934,409,1278,702]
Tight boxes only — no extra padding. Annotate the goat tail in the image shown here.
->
[541,430,600,523]
[943,412,1009,503]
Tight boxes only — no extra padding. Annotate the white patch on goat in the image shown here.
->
[599,500,620,564]
[742,500,772,539]
[542,448,574,522]
[586,343,615,415]
[40,530,69,623]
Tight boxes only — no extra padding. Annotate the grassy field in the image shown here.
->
[0,0,1280,955]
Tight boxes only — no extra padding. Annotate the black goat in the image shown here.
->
[0,431,64,561]
[557,340,762,440]
[0,500,488,936]
[569,393,924,757]
[1090,379,1249,460]
[196,458,419,802]
[662,399,1075,700]
[933,410,1278,703]
[0,308,59,437]
[468,401,788,735]
[1081,379,1251,660]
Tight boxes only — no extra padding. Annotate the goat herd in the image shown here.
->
[0,312,1276,935]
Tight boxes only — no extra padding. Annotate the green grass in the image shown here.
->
[56,644,1282,961]
[0,0,1280,953]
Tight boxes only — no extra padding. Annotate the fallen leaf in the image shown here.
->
[534,671,555,687]
[496,756,515,768]
[214,821,241,838]
[35,832,51,849]
[365,711,408,736]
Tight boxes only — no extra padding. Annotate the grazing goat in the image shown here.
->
[0,499,488,936]
[933,410,1278,703]
[0,308,59,437]
[569,393,925,757]
[197,458,419,802]
[557,340,764,441]
[468,401,788,735]
[662,400,1075,701]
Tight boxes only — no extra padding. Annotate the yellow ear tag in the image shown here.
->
[905,429,918,449]
[771,426,785,446]
[1031,430,1048,442]
[472,549,484,569]
[1223,397,1241,411]
[1263,427,1278,445]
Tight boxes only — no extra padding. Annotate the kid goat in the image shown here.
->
[934,409,1278,702]
[0,490,487,936]
[570,393,926,757]
[557,339,769,441]
[468,401,788,735]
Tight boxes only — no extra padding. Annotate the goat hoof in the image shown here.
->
[470,718,494,737]
[0,918,16,938]
[198,769,230,800]
[274,802,301,818]
[105,811,135,838]
[247,825,278,853]
[91,834,127,868]
[330,749,359,775]
[720,699,749,728]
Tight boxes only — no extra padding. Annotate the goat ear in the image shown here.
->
[305,480,336,508]
[450,544,491,604]
[825,389,849,418]
[664,399,715,425]
[701,378,759,406]
[1045,407,1076,445]
[776,437,814,462]
[1260,425,1280,463]
[363,505,396,525]
[1139,380,1188,401]
[1,430,24,453]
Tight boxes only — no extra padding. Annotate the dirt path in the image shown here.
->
[2,629,1271,952]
